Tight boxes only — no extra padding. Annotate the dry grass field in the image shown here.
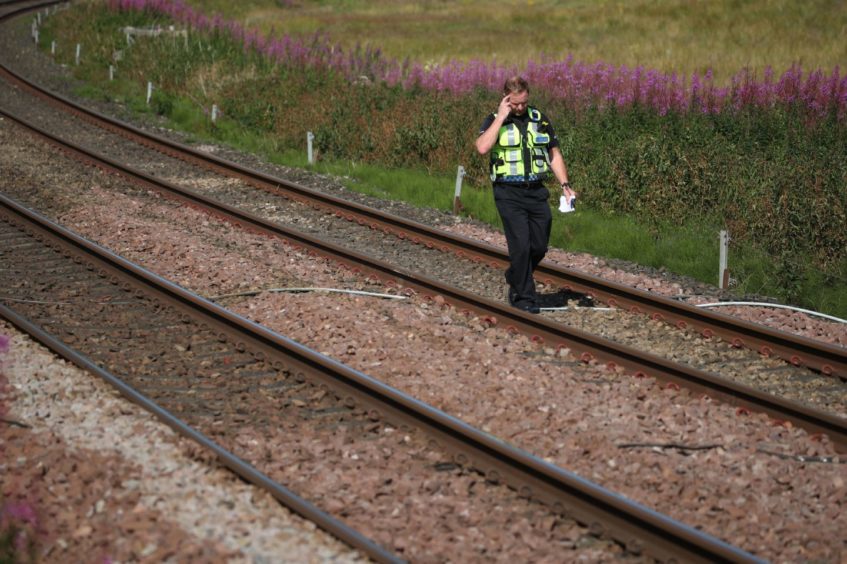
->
[189,0,847,84]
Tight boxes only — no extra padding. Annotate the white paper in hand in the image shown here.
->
[558,195,576,213]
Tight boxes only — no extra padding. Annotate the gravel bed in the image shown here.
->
[1,232,625,562]
[1,321,364,562]
[2,6,847,562]
[1,119,845,561]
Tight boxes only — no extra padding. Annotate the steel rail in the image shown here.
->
[3,104,845,453]
[0,306,402,564]
[0,39,843,381]
[0,0,52,10]
[0,0,61,25]
[0,205,402,564]
[0,192,764,563]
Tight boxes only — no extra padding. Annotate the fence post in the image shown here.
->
[719,230,730,289]
[453,165,466,215]
[307,131,315,164]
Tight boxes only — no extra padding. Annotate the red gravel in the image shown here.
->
[41,174,847,562]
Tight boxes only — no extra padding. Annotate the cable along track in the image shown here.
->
[0,186,768,562]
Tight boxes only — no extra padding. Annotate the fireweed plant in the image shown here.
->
[40,0,846,315]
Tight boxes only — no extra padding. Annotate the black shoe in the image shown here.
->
[507,286,521,306]
[513,301,540,314]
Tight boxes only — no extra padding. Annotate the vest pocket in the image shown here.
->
[531,147,549,173]
[531,131,550,145]
[498,124,521,147]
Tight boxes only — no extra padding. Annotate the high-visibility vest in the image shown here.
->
[490,107,552,183]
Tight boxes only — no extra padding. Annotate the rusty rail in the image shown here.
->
[2,104,844,453]
[0,191,764,563]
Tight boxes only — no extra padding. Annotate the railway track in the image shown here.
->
[0,191,764,562]
[1,101,844,451]
[0,1,844,416]
[1,2,844,382]
[1,1,844,560]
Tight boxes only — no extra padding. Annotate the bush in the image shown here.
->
[44,1,847,314]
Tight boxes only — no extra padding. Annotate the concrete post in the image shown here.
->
[719,230,730,289]
[453,165,466,215]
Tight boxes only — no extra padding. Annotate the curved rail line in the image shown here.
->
[0,191,764,564]
[0,2,829,559]
[0,200,400,563]
[2,103,845,453]
[0,9,843,382]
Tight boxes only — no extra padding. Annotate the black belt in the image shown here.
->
[495,181,544,190]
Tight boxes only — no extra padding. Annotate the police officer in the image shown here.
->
[475,76,576,313]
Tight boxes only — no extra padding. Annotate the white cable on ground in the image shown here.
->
[695,301,847,325]
[210,287,407,300]
[206,290,844,325]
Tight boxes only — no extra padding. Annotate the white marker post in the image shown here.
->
[75,43,80,65]
[211,104,219,124]
[109,65,114,81]
[307,131,315,164]
[719,230,730,289]
[51,40,56,56]
[146,81,153,105]
[453,165,466,215]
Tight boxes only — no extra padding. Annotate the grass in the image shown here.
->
[38,1,847,317]
[83,71,730,280]
[60,77,847,316]
[186,0,847,84]
[78,75,736,282]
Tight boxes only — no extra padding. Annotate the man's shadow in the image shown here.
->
[537,289,596,308]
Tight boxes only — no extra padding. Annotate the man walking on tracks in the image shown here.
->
[475,76,576,314]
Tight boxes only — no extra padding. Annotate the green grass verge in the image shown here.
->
[79,78,847,318]
[40,3,847,318]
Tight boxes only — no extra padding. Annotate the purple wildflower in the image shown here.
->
[108,0,847,121]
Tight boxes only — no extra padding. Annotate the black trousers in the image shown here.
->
[493,183,552,307]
